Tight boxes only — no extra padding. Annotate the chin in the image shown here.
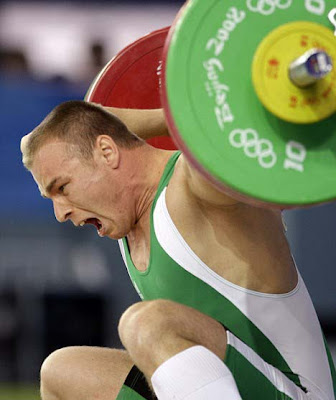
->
[107,233,121,240]
[106,223,132,240]
[106,230,125,240]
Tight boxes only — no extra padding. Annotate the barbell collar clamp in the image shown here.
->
[288,48,333,88]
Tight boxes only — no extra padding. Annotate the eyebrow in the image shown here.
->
[41,177,61,198]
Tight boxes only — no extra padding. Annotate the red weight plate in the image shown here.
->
[86,27,176,150]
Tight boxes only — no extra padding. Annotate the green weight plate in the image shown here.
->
[162,0,336,208]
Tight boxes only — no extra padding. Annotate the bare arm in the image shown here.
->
[180,157,240,207]
[104,107,169,140]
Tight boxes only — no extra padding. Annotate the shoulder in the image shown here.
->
[169,153,240,208]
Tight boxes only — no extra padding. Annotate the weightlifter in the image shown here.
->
[20,100,335,400]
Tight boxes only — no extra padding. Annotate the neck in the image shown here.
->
[123,144,174,231]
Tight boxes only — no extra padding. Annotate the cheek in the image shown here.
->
[77,175,125,216]
[69,185,98,209]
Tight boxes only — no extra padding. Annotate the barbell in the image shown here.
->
[86,0,336,209]
[85,27,176,150]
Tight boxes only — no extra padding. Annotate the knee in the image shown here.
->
[40,347,75,398]
[118,300,227,362]
[41,346,133,400]
[118,300,176,352]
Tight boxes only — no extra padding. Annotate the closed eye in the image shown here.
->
[58,184,67,194]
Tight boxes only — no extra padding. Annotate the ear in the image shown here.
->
[94,135,120,168]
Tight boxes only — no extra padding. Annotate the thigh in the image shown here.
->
[225,332,308,400]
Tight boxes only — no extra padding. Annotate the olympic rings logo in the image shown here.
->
[229,129,277,169]
[247,0,292,16]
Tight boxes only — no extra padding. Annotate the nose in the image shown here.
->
[53,199,72,223]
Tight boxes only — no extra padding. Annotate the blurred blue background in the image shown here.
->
[0,0,335,396]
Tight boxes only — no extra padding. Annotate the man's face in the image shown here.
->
[29,139,133,239]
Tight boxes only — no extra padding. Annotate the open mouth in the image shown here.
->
[81,218,104,236]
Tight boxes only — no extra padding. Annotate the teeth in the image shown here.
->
[79,221,85,227]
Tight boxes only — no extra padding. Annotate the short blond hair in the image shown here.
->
[22,100,144,169]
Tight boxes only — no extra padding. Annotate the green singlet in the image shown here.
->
[117,152,336,400]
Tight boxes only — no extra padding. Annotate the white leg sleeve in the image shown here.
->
[151,346,242,400]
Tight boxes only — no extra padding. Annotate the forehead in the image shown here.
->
[31,141,77,185]
[20,133,30,154]
[35,140,72,166]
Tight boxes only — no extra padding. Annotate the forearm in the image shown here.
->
[105,107,169,140]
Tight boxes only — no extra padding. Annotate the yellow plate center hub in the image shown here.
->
[252,21,336,124]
